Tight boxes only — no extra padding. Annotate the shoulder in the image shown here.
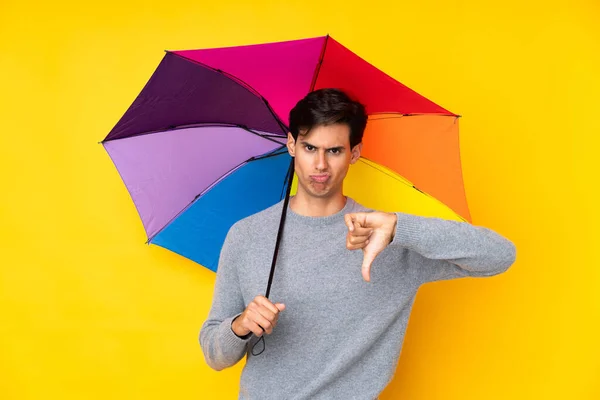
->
[226,200,285,240]
[345,197,372,214]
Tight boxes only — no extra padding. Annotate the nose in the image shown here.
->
[315,150,327,171]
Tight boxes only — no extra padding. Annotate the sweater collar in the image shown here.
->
[285,196,356,228]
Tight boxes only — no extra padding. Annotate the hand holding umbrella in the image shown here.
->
[232,295,286,338]
[344,212,398,282]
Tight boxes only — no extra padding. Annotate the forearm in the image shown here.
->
[199,222,254,371]
[199,313,251,371]
[392,212,516,274]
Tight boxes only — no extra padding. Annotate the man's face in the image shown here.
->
[286,123,362,200]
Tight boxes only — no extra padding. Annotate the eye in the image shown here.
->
[329,148,341,154]
[304,144,316,152]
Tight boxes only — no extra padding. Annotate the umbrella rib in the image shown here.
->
[100,122,286,145]
[145,159,250,244]
[357,157,467,222]
[368,113,461,120]
[247,146,288,162]
[168,51,263,101]
[146,146,288,243]
[238,126,288,145]
[309,34,330,92]
[169,52,290,134]
[262,98,290,134]
[357,157,415,187]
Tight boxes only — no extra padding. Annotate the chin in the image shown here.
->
[308,185,337,199]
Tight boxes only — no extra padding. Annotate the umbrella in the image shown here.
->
[101,35,471,281]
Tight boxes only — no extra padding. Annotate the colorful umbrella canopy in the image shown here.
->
[102,35,471,272]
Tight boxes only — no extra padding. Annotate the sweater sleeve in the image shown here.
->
[390,212,516,283]
[199,223,252,371]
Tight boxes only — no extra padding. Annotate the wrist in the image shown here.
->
[231,315,251,338]
[388,212,398,241]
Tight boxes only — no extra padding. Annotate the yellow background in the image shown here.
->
[1,0,598,398]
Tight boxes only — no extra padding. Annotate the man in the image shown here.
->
[200,88,516,399]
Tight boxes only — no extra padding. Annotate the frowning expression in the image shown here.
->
[287,123,362,199]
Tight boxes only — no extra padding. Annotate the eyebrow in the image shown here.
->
[300,141,346,152]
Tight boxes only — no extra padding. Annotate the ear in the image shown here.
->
[350,142,363,164]
[287,132,296,157]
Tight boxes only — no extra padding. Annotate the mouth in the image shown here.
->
[310,174,330,183]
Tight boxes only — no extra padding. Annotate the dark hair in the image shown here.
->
[288,88,367,148]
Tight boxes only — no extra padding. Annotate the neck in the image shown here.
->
[289,190,347,217]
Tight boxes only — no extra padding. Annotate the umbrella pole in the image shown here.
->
[252,158,293,357]
[264,158,294,299]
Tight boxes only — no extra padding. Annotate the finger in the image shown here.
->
[255,296,280,315]
[347,240,369,251]
[352,213,368,228]
[270,304,286,326]
[249,309,274,334]
[255,305,277,325]
[348,234,369,245]
[351,226,373,237]
[362,250,377,282]
[248,321,264,337]
[241,313,264,337]
[247,302,276,328]
[344,214,355,232]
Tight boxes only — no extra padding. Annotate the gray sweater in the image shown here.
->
[200,198,516,399]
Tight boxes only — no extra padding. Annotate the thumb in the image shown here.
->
[361,250,377,282]
[275,303,286,312]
